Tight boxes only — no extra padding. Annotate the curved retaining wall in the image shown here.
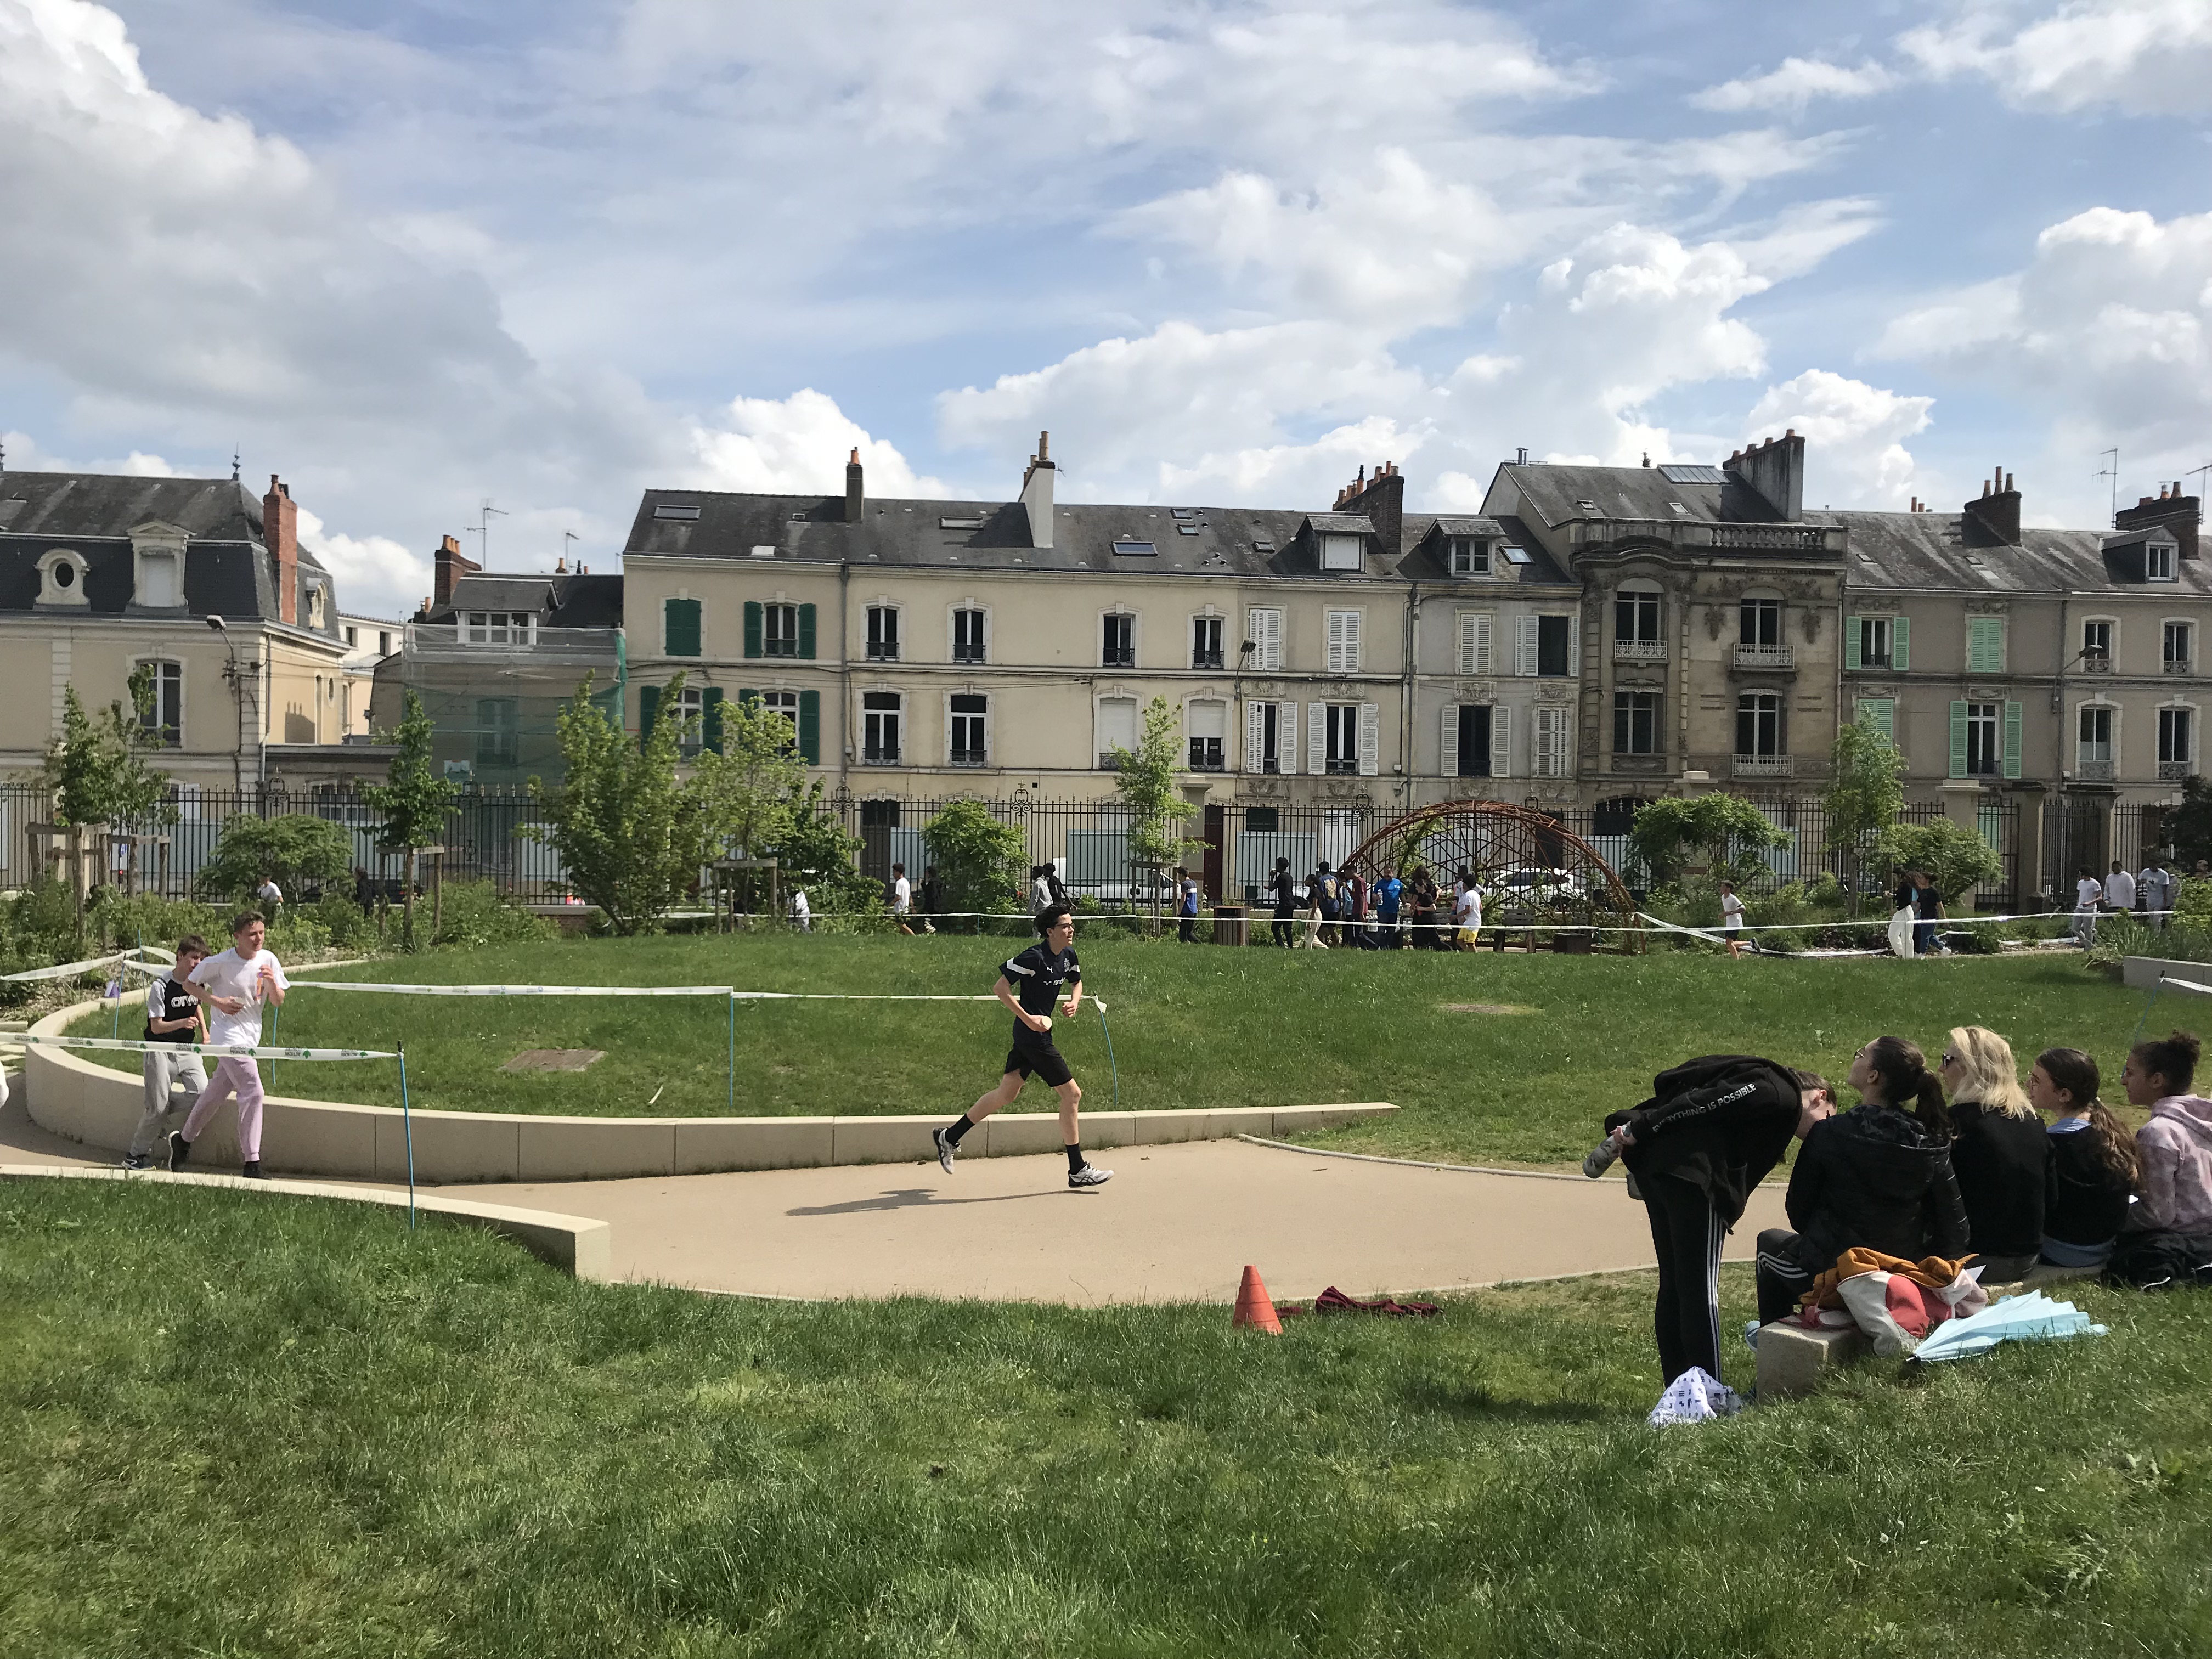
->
[25,998,1396,1184]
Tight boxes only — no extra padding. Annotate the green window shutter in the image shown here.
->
[2002,700,2023,779]
[1844,618,1861,672]
[1967,617,2002,674]
[639,684,661,752]
[737,686,759,708]
[798,690,821,764]
[702,687,725,754]
[797,602,817,661]
[664,598,701,658]
[743,601,763,659]
[1948,701,1968,778]
[1856,698,1894,741]
[1892,616,1910,672]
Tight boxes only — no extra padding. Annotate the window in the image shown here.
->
[2160,708,2194,779]
[1096,696,1138,766]
[1192,616,1224,670]
[1533,706,1569,778]
[1455,612,1496,676]
[1736,693,1785,758]
[1325,610,1362,675]
[377,631,391,656]
[1449,538,1490,577]
[476,697,519,768]
[306,586,327,629]
[866,606,899,662]
[2082,619,2112,667]
[672,686,707,758]
[1615,587,1661,644]
[1967,617,2006,674]
[755,691,800,755]
[1856,698,1897,742]
[1246,701,1283,774]
[1448,704,1493,777]
[2165,620,2193,675]
[466,611,537,646]
[763,602,799,658]
[862,692,902,764]
[1187,700,1226,771]
[1101,613,1135,668]
[1613,691,1660,755]
[1965,701,2001,776]
[950,694,988,766]
[952,608,986,664]
[1740,597,1781,649]
[1520,613,1574,677]
[1858,616,1893,669]
[1323,703,1361,774]
[138,660,182,747]
[343,625,358,647]
[1321,533,1362,572]
[2149,541,2179,582]
[2077,704,2114,776]
[1248,607,1283,673]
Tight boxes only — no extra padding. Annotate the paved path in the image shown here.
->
[2,1079,1788,1305]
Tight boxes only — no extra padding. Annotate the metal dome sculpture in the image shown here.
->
[1340,799,1640,946]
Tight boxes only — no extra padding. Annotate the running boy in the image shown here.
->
[123,935,209,1170]
[168,911,290,1178]
[933,902,1111,1189]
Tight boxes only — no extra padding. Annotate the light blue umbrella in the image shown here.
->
[1912,1291,2107,1363]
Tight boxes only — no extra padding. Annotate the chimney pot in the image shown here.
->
[1784,428,1795,439]
[2005,471,2014,493]
[1037,430,1049,462]
[2141,495,2155,507]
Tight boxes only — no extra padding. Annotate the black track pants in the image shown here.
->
[1640,1171,1727,1385]
[1754,1228,1821,1325]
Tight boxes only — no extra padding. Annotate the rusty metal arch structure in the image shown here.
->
[1339,799,1639,940]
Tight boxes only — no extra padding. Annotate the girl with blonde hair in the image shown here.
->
[1939,1025,2046,1281]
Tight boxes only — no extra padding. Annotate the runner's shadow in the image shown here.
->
[787,1187,1066,1216]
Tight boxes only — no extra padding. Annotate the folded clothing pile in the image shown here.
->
[1793,1248,1990,1357]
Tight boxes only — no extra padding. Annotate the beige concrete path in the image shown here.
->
[441,1138,1790,1305]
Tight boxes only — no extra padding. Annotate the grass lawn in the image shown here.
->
[66,935,2162,1167]
[4,1177,2209,1657]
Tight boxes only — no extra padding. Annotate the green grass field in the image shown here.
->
[4,1177,2208,1658]
[65,935,2162,1165]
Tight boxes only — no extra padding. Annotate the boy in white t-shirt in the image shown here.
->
[1719,879,1747,959]
[891,862,915,936]
[1453,882,1482,950]
[169,911,291,1178]
[2071,867,2103,946]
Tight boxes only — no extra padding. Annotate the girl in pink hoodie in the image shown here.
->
[2121,1031,2212,1240]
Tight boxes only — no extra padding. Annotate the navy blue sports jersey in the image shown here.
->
[1002,943,1080,1020]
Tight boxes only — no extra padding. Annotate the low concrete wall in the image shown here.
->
[25,998,1396,1184]
[0,1163,613,1279]
[2121,955,2212,991]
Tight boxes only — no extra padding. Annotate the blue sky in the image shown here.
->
[3,0,2209,617]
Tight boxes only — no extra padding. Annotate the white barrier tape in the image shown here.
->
[286,981,733,997]
[2,950,171,983]
[2158,976,2212,997]
[732,991,1005,1002]
[23,1034,394,1060]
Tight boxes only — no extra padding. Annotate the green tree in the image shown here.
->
[769,781,886,926]
[194,815,353,906]
[1629,794,1788,886]
[35,671,176,946]
[922,799,1027,933]
[1111,695,1203,924]
[1821,721,1908,914]
[691,697,806,913]
[360,690,459,949]
[1891,820,2005,906]
[528,672,711,935]
[2166,775,2212,869]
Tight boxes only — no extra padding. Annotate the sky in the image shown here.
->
[3,0,2210,619]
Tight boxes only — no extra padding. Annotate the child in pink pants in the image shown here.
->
[170,910,289,1179]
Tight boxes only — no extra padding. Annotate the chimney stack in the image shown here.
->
[1338,457,1407,556]
[1726,431,1805,522]
[845,447,865,524]
[262,474,298,625]
[1962,466,2022,546]
[433,532,479,609]
[2117,482,2203,561]
[1019,429,1056,549]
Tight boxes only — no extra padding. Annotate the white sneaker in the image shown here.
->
[1068,1164,1113,1189]
[933,1127,957,1174]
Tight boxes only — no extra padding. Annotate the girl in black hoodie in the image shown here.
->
[1596,1056,1835,1385]
[1754,1035,1970,1324]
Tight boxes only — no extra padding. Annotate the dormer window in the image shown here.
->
[2148,540,2177,582]
[1321,533,1363,572]
[36,548,90,608]
[463,611,537,645]
[305,585,328,629]
[1449,538,1491,577]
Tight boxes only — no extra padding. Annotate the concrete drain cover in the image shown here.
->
[502,1049,606,1073]
[1438,1003,1534,1015]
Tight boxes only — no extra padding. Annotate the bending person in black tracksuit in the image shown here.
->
[1595,1056,1836,1385]
[1754,1034,1971,1324]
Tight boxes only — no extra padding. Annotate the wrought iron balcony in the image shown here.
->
[1192,650,1225,670]
[2076,759,2116,781]
[2081,654,2111,674]
[1734,645,1796,672]
[2166,657,2192,676]
[1187,740,1224,772]
[2161,760,2192,781]
[1612,639,1667,662]
[950,749,989,768]
[1732,753,1795,779]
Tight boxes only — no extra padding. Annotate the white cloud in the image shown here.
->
[1741,370,1934,504]
[686,389,949,498]
[295,506,428,622]
[1899,0,2212,115]
[1691,57,1895,115]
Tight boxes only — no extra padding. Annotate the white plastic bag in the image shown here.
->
[1647,1367,1746,1426]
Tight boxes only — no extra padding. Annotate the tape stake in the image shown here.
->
[398,1041,415,1232]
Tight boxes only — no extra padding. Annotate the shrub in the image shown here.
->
[193,814,354,905]
[922,800,1026,935]
[429,881,557,950]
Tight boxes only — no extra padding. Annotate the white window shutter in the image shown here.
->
[1441,703,1459,777]
[1516,615,1539,676]
[1324,612,1342,675]
[1536,706,1568,777]
[1280,701,1298,774]
[1345,611,1361,674]
[1359,702,1380,775]
[1249,607,1281,672]
[1307,701,1326,774]
[1568,614,1580,670]
[1246,700,1268,772]
[1475,612,1496,675]
[1491,705,1512,779]
[1455,614,1476,676]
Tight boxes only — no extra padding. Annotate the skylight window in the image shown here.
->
[940,517,985,531]
[749,545,776,559]
[653,503,701,521]
[1112,541,1156,556]
[1177,524,1200,535]
[1252,539,1276,553]
[1658,464,1726,484]
[1576,500,1599,514]
[1171,508,1199,519]
[1667,502,1690,517]
[1500,545,1531,565]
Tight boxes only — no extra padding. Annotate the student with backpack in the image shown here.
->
[1307,861,1340,948]
[1175,866,1201,943]
[2029,1047,2136,1269]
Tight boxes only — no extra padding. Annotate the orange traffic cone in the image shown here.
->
[1232,1265,1282,1334]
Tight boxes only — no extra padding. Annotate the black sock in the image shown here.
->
[944,1115,975,1147]
[1065,1143,1086,1175]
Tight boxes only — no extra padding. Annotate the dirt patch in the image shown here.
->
[1438,1003,1536,1015]
[501,1049,606,1073]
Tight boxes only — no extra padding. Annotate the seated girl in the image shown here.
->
[2029,1047,2135,1269]
[1939,1025,2047,1282]
[2121,1031,2212,1243]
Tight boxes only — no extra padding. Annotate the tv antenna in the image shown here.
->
[465,499,508,564]
[2188,460,2211,499]
[2094,448,2119,528]
[563,530,579,566]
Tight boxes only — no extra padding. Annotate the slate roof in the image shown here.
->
[1821,510,2212,599]
[1396,513,1572,585]
[432,571,624,630]
[1504,462,1783,528]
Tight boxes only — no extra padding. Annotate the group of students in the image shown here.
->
[1233,859,1485,951]
[2071,858,2182,945]
[1597,1023,2212,1385]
